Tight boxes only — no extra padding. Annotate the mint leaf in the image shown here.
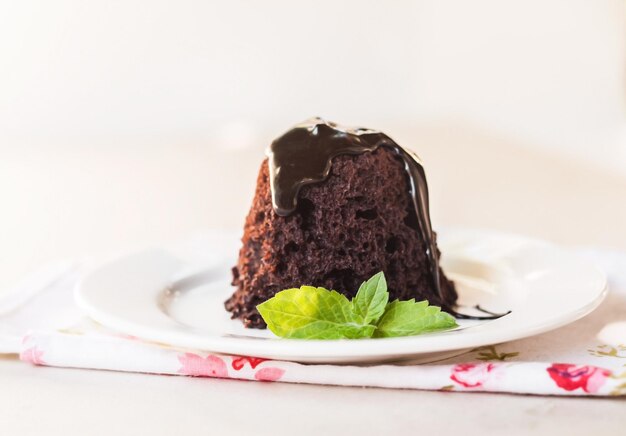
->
[256,272,458,340]
[373,299,458,338]
[257,286,375,339]
[352,271,389,324]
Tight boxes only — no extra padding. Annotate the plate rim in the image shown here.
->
[74,229,609,363]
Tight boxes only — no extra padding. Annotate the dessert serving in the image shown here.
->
[74,118,607,358]
[225,118,458,331]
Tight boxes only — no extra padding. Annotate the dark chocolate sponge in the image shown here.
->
[226,146,457,328]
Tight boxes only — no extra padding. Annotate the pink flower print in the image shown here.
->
[231,356,267,371]
[547,363,611,393]
[254,367,285,382]
[450,363,499,388]
[20,347,45,365]
[177,353,229,378]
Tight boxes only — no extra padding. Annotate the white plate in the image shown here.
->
[75,229,607,363]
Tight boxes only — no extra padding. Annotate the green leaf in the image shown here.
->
[351,271,389,324]
[257,286,375,339]
[256,272,458,340]
[373,299,458,338]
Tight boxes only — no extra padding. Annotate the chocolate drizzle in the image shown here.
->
[267,118,448,303]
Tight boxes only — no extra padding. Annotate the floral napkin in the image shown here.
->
[1,242,625,396]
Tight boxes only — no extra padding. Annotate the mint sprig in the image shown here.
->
[256,272,458,340]
[256,286,374,339]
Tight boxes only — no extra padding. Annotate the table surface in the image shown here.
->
[2,124,626,435]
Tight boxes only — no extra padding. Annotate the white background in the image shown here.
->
[1,0,624,169]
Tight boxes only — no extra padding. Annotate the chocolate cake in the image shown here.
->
[225,118,457,328]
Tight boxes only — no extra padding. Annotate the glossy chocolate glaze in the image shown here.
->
[266,118,511,320]
[267,118,448,303]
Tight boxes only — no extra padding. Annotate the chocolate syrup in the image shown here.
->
[267,118,508,320]
[267,118,447,303]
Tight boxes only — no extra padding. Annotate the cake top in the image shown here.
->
[266,117,444,302]
[267,118,415,216]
